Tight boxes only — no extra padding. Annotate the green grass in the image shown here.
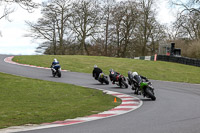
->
[0,72,121,129]
[13,55,200,84]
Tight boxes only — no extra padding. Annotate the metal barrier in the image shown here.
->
[157,55,200,67]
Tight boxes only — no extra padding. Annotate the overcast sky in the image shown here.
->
[0,0,176,55]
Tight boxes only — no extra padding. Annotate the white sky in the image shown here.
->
[0,0,176,55]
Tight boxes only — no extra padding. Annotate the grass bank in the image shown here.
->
[13,55,200,84]
[0,72,120,129]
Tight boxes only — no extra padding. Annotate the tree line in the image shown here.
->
[1,0,200,58]
[25,0,166,57]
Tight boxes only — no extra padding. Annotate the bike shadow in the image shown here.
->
[110,86,128,89]
[126,92,156,101]
[49,76,61,78]
[140,98,154,101]
[91,83,109,85]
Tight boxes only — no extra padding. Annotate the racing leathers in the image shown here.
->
[93,67,103,80]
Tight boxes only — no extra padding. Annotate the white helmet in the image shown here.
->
[54,58,58,62]
[94,64,97,68]
[132,72,138,77]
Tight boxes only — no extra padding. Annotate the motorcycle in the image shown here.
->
[51,64,61,78]
[97,73,109,85]
[127,74,156,100]
[110,72,128,88]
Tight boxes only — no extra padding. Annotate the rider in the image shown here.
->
[109,69,120,84]
[129,71,148,94]
[51,58,60,72]
[92,65,103,80]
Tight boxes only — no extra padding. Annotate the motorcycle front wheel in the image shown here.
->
[145,87,156,101]
[120,80,128,88]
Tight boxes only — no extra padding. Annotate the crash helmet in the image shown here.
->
[54,58,58,62]
[109,69,115,75]
[109,69,114,72]
[132,72,138,77]
[94,64,98,68]
[128,71,132,75]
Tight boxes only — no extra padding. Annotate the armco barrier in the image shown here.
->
[157,55,200,67]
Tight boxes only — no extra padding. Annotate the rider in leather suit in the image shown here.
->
[92,65,103,80]
[109,69,120,84]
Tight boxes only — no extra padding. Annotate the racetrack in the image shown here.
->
[1,55,200,133]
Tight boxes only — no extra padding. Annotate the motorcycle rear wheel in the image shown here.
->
[104,77,109,85]
[57,70,61,78]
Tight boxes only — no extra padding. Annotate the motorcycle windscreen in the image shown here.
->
[128,73,134,79]
[134,75,142,83]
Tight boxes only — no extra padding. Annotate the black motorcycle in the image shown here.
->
[97,73,109,85]
[110,72,128,88]
[51,64,61,78]
[127,73,156,100]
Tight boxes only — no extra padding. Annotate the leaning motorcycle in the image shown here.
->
[110,73,128,88]
[128,75,156,100]
[51,64,61,78]
[97,73,109,85]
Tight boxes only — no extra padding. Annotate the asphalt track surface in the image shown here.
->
[1,55,200,133]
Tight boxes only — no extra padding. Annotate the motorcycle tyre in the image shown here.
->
[120,80,128,88]
[52,72,56,77]
[57,70,61,78]
[145,87,156,101]
[104,77,109,85]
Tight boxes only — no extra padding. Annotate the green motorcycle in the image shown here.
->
[128,74,156,101]
[140,81,156,101]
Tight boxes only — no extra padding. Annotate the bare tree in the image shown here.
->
[111,3,124,57]
[148,21,166,55]
[172,0,200,40]
[70,0,101,55]
[100,0,116,56]
[0,0,38,21]
[25,0,166,57]
[135,0,158,56]
[120,1,139,57]
[26,0,72,55]
[171,0,200,58]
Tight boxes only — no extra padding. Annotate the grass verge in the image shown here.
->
[0,72,121,129]
[13,55,200,84]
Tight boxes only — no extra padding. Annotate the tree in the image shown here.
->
[70,0,101,55]
[111,3,124,57]
[171,0,200,58]
[0,0,38,21]
[137,0,155,56]
[110,1,139,57]
[26,0,72,55]
[101,0,116,56]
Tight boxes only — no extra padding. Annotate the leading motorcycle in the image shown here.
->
[51,64,61,78]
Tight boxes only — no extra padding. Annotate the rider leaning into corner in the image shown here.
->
[128,71,148,94]
[109,69,120,84]
[92,65,103,80]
